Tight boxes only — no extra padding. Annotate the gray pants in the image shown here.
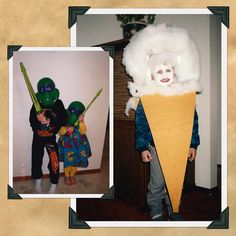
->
[147,145,173,218]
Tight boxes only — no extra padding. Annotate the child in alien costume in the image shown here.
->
[58,101,92,185]
[29,77,68,193]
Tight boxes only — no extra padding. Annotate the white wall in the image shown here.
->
[77,15,122,46]
[210,16,222,184]
[12,50,109,177]
[76,14,222,189]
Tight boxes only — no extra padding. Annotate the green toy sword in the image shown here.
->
[74,88,103,126]
[20,62,42,113]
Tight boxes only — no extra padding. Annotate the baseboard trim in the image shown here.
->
[13,168,101,182]
[183,184,220,194]
[194,186,220,193]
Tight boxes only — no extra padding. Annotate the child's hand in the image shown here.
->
[37,112,50,125]
[141,150,152,162]
[67,126,74,136]
[79,115,84,122]
[58,126,67,136]
[188,148,197,162]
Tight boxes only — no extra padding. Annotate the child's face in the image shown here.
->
[151,64,175,87]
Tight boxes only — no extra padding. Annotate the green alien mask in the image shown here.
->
[67,101,85,125]
[36,77,59,108]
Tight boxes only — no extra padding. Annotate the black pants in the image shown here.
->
[31,134,59,184]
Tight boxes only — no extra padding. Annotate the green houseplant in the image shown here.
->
[116,14,156,38]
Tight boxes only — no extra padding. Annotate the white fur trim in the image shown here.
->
[125,97,140,116]
[128,80,201,97]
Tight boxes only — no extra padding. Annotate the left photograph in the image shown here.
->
[9,48,112,197]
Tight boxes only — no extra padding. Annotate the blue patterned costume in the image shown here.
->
[58,127,92,168]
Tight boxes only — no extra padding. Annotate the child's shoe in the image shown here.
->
[35,179,42,194]
[48,183,57,194]
[151,213,164,221]
[64,176,71,185]
[70,176,77,185]
[169,213,184,221]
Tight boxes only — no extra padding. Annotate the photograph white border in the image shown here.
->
[9,46,114,199]
[70,8,227,227]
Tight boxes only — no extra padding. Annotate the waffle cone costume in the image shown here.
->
[123,24,201,213]
[141,92,195,212]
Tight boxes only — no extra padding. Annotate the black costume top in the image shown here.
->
[29,99,68,138]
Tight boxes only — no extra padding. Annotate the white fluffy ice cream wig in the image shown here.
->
[122,23,201,97]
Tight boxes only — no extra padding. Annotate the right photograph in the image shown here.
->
[75,11,226,225]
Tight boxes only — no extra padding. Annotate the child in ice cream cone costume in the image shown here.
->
[135,64,200,221]
[58,101,92,185]
[122,24,201,220]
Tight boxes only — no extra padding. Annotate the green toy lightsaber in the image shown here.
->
[20,62,42,113]
[74,88,103,126]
